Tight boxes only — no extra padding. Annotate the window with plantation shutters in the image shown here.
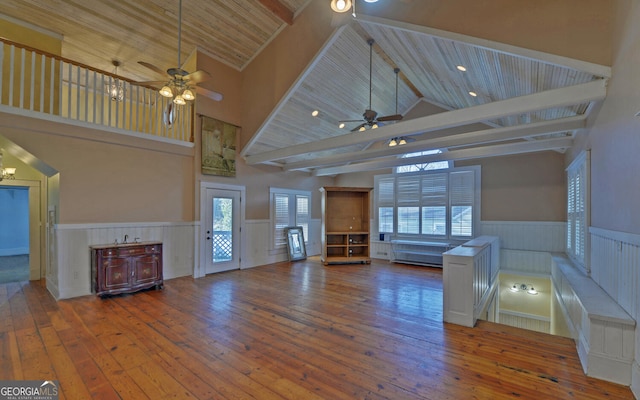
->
[397,175,421,234]
[270,188,311,250]
[374,166,480,241]
[377,177,395,233]
[450,170,475,237]
[421,173,447,236]
[566,151,589,271]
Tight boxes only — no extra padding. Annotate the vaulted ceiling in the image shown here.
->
[1,0,611,176]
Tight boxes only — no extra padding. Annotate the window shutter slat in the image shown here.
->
[377,177,395,206]
[397,176,420,205]
[450,170,475,205]
[421,173,447,206]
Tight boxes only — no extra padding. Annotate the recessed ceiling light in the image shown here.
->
[311,110,319,117]
[339,122,345,129]
[468,91,477,97]
[456,65,467,72]
[364,0,379,2]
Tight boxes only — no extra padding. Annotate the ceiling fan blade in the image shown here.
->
[184,70,211,84]
[195,86,223,101]
[339,119,365,123]
[350,123,366,132]
[377,114,403,122]
[138,61,167,77]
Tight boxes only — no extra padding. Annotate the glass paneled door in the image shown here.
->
[204,188,240,274]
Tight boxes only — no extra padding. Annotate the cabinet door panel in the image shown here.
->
[132,255,160,285]
[103,258,130,289]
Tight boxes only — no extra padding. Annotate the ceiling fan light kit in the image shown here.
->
[136,0,222,113]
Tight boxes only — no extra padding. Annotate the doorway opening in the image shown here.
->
[199,183,245,277]
[0,186,30,283]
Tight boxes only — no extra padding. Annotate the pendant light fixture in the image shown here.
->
[106,60,125,102]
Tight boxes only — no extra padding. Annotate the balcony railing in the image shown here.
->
[0,38,193,143]
[442,236,500,327]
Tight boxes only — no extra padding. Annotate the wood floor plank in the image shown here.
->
[0,258,634,399]
[38,325,93,399]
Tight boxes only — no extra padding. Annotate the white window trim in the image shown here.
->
[269,187,311,251]
[566,150,590,273]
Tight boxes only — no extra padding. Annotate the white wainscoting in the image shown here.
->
[498,311,550,334]
[552,254,635,386]
[370,241,391,260]
[53,219,323,299]
[590,227,640,320]
[480,221,566,252]
[589,227,640,395]
[500,249,552,275]
[54,222,196,299]
[241,219,321,270]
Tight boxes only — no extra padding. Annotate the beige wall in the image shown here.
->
[567,0,640,233]
[0,127,194,223]
[458,152,566,221]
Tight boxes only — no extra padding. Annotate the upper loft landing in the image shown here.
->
[0,38,194,150]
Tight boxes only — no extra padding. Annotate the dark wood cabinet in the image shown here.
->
[91,242,163,297]
[320,187,371,265]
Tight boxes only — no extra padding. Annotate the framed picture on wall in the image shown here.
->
[285,226,307,261]
[201,115,238,177]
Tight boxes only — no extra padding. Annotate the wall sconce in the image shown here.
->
[1,167,16,181]
[509,283,538,295]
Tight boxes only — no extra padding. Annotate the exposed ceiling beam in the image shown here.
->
[257,0,294,25]
[283,115,586,170]
[313,137,573,176]
[245,79,607,165]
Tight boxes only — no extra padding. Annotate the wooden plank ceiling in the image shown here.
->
[1,0,308,75]
[241,17,610,174]
[1,1,611,175]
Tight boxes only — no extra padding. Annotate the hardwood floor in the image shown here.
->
[0,257,634,399]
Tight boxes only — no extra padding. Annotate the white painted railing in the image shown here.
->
[0,38,192,142]
[442,236,500,327]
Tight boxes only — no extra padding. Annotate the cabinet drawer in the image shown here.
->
[118,246,147,256]
[100,248,118,257]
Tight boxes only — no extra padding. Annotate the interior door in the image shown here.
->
[204,188,240,274]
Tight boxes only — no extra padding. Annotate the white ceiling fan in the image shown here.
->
[136,0,223,105]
